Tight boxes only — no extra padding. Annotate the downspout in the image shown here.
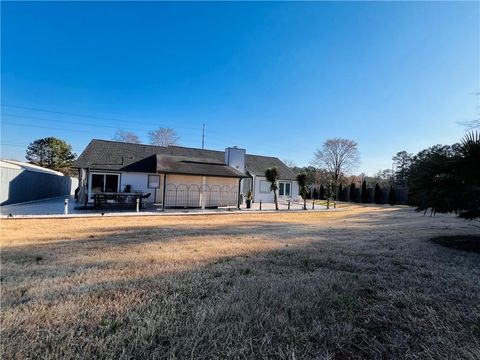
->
[84,167,90,206]
[201,176,206,210]
[252,174,256,201]
[237,178,241,209]
[162,173,167,211]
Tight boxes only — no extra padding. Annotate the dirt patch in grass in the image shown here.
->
[431,235,480,253]
[1,205,479,359]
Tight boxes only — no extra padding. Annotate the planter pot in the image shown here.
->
[246,199,252,209]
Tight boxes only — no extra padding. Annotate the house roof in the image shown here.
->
[75,139,297,180]
[156,155,247,178]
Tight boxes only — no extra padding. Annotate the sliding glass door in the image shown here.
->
[89,173,120,199]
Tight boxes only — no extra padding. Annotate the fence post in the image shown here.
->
[136,198,140,212]
[326,199,330,210]
[64,198,69,215]
[312,201,314,210]
[259,200,262,211]
[288,200,290,210]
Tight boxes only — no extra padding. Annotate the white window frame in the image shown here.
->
[147,174,161,189]
[88,172,121,200]
[279,181,292,197]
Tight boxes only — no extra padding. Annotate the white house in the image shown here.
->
[75,139,299,208]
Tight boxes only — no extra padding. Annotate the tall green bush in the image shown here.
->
[361,179,368,203]
[337,184,343,201]
[349,183,355,202]
[374,183,383,204]
[409,132,480,219]
[388,186,396,206]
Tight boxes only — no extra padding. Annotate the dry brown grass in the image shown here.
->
[1,205,479,359]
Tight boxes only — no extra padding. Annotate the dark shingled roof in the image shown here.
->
[156,155,247,178]
[75,139,297,180]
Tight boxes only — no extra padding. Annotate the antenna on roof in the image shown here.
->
[202,123,205,149]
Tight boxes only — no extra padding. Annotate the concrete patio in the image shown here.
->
[0,196,331,218]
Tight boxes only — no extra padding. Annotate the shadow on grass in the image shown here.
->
[431,235,480,254]
[1,211,480,359]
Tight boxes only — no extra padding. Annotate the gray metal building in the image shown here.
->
[0,160,77,205]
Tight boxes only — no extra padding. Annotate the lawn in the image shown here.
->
[1,205,479,359]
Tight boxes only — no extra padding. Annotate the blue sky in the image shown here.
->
[1,1,478,174]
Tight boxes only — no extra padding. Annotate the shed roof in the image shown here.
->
[0,160,65,176]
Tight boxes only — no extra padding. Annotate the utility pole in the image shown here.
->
[202,123,205,149]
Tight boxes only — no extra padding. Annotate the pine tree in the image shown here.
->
[313,187,318,200]
[388,186,396,206]
[26,137,76,174]
[349,183,355,202]
[361,179,368,203]
[374,183,383,204]
[319,185,325,200]
[337,184,343,201]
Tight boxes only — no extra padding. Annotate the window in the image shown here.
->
[259,180,271,193]
[279,182,291,196]
[148,175,160,188]
[89,173,119,195]
[91,174,104,193]
[105,175,119,192]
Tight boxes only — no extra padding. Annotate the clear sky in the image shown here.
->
[1,1,478,174]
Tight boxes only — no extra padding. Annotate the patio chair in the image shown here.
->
[142,193,151,208]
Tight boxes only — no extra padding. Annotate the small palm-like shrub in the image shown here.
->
[265,167,280,210]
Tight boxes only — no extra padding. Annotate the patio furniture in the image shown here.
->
[141,193,151,208]
[92,192,144,210]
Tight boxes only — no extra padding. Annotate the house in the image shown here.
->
[0,160,78,205]
[75,139,298,208]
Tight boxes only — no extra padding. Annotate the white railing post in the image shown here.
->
[136,198,140,212]
[64,198,69,215]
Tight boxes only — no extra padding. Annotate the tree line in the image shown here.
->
[290,132,479,219]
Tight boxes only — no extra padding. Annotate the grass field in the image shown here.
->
[1,205,479,359]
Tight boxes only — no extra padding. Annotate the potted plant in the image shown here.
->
[245,190,253,209]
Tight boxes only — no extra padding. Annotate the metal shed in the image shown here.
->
[0,160,78,205]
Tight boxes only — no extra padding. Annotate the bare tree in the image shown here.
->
[113,129,141,144]
[283,159,297,168]
[459,92,480,130]
[148,127,179,147]
[462,119,480,130]
[313,138,359,184]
